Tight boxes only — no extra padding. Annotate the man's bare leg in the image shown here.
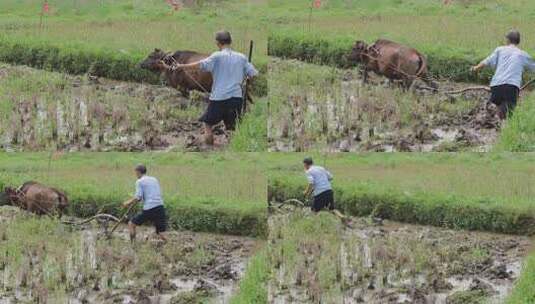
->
[204,123,214,145]
[128,221,137,243]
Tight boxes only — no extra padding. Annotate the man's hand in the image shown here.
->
[122,197,138,209]
[471,63,485,73]
[171,63,183,71]
[303,184,314,198]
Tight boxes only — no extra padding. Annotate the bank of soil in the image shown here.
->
[269,212,532,304]
[0,64,231,152]
[269,59,505,152]
[0,206,259,304]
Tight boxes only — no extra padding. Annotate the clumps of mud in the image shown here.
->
[0,206,257,304]
[0,64,230,152]
[269,212,531,304]
[269,59,501,152]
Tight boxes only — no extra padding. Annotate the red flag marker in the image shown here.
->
[166,0,181,11]
[313,0,321,9]
[43,1,50,13]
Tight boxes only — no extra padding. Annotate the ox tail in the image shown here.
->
[416,53,437,89]
[416,53,427,78]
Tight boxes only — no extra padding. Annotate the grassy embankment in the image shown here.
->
[0,152,267,237]
[268,153,535,235]
[0,0,269,151]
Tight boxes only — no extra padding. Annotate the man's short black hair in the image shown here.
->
[215,30,232,45]
[303,157,313,165]
[506,30,521,45]
[135,164,147,175]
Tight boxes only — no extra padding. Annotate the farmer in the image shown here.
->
[172,30,259,145]
[122,164,168,243]
[471,30,535,120]
[302,157,335,212]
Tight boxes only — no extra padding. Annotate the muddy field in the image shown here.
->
[0,206,259,304]
[268,59,504,152]
[269,211,532,304]
[0,64,233,152]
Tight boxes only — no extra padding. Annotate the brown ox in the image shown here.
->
[140,48,254,103]
[4,181,69,217]
[347,39,436,89]
[140,48,213,96]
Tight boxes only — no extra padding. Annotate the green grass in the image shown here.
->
[230,248,269,304]
[507,253,535,304]
[230,98,268,152]
[267,153,535,234]
[0,152,267,236]
[496,93,535,152]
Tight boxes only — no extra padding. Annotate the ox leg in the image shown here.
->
[128,221,137,243]
[180,88,190,98]
[362,68,369,84]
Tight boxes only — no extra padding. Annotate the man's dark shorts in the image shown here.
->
[312,189,335,212]
[490,84,520,117]
[199,97,243,130]
[131,205,167,233]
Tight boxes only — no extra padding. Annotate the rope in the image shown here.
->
[356,47,534,95]
[61,214,120,226]
[160,54,210,94]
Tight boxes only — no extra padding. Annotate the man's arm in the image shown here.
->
[245,61,258,80]
[472,48,499,72]
[172,61,202,71]
[122,197,139,208]
[303,172,315,197]
[174,53,217,72]
[326,170,333,181]
[303,183,314,198]
[123,180,142,208]
[471,62,487,73]
[524,54,535,72]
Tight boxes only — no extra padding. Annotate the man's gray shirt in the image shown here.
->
[135,175,164,210]
[306,165,333,196]
[199,47,258,101]
[482,45,535,88]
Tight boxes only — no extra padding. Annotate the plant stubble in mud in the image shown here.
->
[269,210,531,304]
[0,64,249,152]
[269,59,502,152]
[0,206,259,304]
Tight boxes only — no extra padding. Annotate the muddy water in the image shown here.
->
[0,64,230,152]
[269,59,502,152]
[270,212,532,304]
[0,206,259,304]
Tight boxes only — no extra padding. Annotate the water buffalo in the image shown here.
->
[139,48,213,97]
[348,39,436,89]
[4,181,69,217]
